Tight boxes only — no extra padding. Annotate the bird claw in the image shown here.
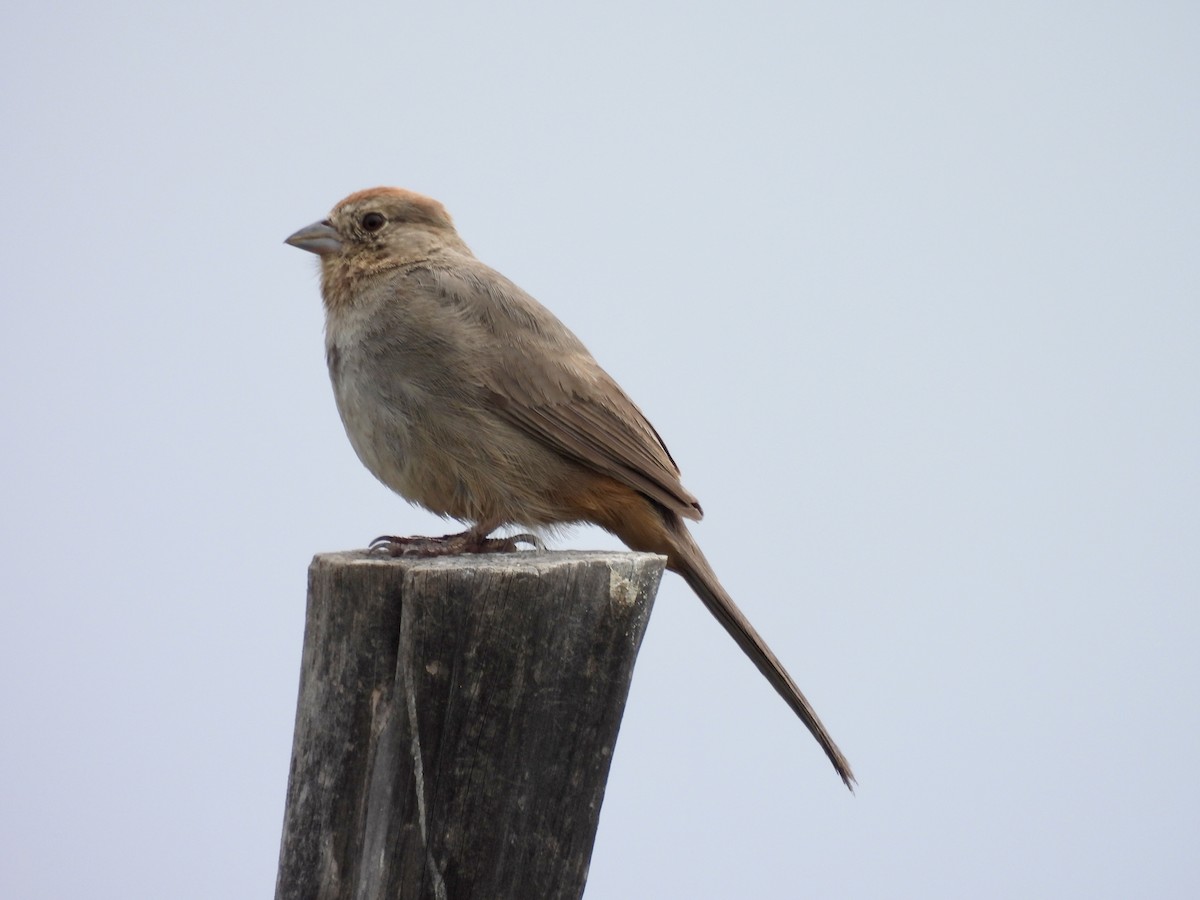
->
[369,530,544,557]
[484,532,545,552]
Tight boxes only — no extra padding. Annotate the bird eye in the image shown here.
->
[361,212,386,232]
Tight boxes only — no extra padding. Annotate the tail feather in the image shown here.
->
[667,521,856,790]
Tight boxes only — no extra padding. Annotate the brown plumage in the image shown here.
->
[286,187,854,788]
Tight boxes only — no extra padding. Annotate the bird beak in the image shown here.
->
[285,220,343,256]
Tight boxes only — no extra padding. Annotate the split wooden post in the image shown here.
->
[275,549,665,900]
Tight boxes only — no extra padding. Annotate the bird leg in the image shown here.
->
[369,525,543,557]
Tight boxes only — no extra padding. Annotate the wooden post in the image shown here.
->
[275,549,665,900]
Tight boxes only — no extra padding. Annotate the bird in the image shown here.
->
[285,187,854,788]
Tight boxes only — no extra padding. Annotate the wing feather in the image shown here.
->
[429,262,702,520]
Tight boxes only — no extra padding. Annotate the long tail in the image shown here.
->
[665,519,855,789]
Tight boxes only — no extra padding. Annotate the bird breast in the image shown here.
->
[321,282,567,526]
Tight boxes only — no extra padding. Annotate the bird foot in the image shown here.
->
[369,530,544,558]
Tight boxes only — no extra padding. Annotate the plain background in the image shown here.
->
[2,2,1197,897]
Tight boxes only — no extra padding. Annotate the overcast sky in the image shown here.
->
[2,2,1197,898]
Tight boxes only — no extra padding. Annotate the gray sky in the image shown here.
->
[2,2,1197,897]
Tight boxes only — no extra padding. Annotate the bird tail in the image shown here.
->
[665,520,856,790]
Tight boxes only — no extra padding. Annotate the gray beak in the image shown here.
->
[285,220,343,255]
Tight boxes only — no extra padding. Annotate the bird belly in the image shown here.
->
[327,333,571,527]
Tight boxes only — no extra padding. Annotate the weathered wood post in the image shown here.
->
[275,549,665,900]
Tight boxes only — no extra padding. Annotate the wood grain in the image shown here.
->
[275,549,664,900]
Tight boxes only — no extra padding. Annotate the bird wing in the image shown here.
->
[489,357,703,520]
[434,262,703,520]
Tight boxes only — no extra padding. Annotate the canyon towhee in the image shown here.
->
[286,188,854,788]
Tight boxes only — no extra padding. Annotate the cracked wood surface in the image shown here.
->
[275,550,664,900]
